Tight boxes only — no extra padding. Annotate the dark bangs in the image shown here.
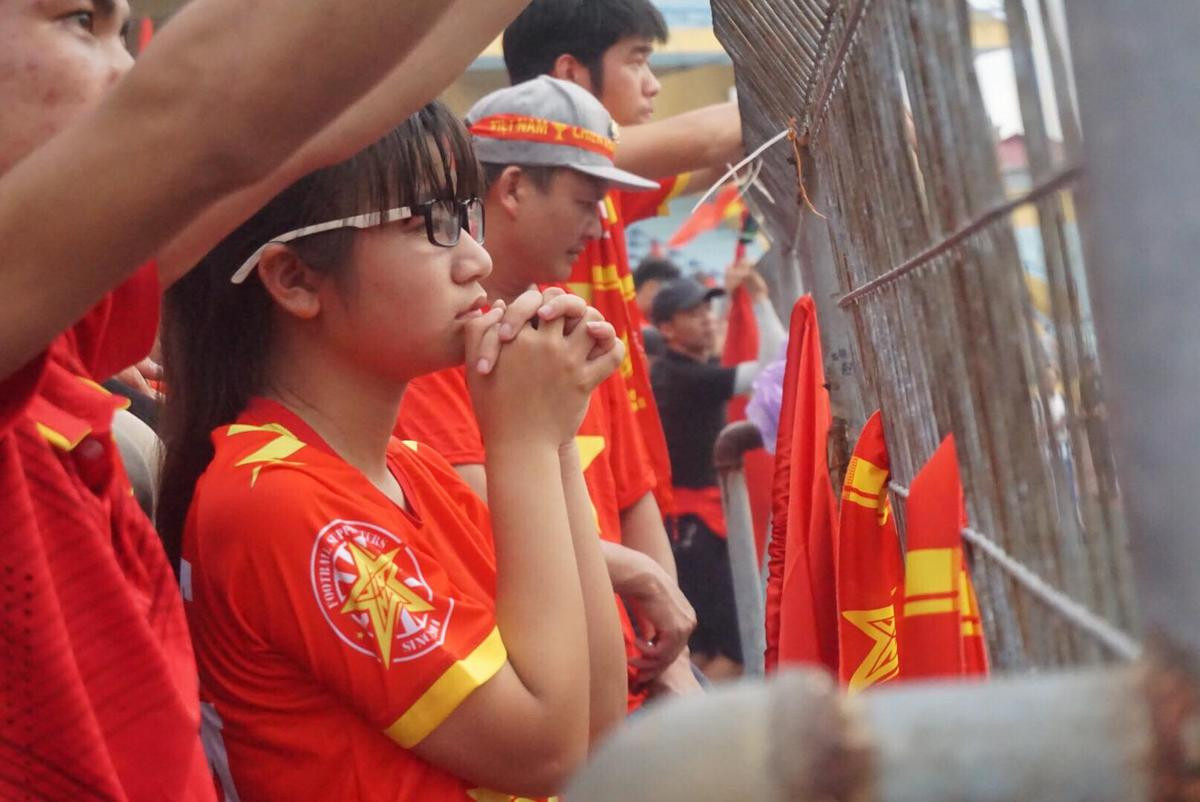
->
[157,101,481,572]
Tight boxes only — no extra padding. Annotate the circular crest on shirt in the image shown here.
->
[310,519,454,666]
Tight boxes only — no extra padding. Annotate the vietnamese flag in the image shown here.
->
[897,434,989,679]
[836,410,904,693]
[764,296,839,672]
[668,184,743,249]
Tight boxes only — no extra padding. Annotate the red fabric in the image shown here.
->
[720,287,759,379]
[564,176,687,515]
[137,17,155,53]
[185,399,547,800]
[0,263,214,801]
[667,184,742,249]
[397,368,484,465]
[721,284,771,559]
[598,370,658,512]
[741,450,774,562]
[763,296,838,673]
[896,435,989,680]
[396,367,651,711]
[835,411,904,693]
[671,486,726,538]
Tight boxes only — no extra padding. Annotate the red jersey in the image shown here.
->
[563,175,691,515]
[0,264,212,801]
[183,398,545,801]
[397,367,655,708]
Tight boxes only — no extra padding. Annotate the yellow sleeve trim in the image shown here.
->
[384,626,507,748]
[657,172,693,216]
[35,422,89,452]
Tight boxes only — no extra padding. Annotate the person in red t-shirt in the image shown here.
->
[157,103,629,801]
[0,2,531,799]
[401,77,702,702]
[502,1,747,521]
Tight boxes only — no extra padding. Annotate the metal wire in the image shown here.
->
[889,482,1142,660]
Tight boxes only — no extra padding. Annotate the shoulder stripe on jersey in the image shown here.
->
[227,422,307,486]
[383,627,507,748]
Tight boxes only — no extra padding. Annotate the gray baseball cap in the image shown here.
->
[650,278,726,325]
[467,76,660,193]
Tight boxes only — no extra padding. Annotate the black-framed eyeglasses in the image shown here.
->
[415,197,486,249]
[230,197,486,285]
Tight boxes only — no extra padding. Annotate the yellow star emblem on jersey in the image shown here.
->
[841,603,899,694]
[341,543,433,666]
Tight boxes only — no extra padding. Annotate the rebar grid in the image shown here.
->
[711,0,1139,670]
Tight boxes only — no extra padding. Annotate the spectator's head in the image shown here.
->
[469,77,657,289]
[633,257,681,319]
[159,102,489,565]
[650,278,725,359]
[0,0,134,175]
[503,0,668,126]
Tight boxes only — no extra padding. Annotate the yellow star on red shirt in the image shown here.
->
[341,543,433,666]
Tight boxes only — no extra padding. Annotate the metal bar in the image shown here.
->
[715,421,767,678]
[567,666,1156,801]
[868,668,1151,801]
[889,482,1141,659]
[837,165,1082,308]
[807,0,873,134]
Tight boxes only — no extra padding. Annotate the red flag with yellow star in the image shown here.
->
[764,296,839,672]
[835,411,904,693]
[896,435,989,679]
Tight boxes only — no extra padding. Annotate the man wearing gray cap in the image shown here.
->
[467,76,659,286]
[398,76,703,706]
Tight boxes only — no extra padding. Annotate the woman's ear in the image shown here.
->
[256,244,325,320]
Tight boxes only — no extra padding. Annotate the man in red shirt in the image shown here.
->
[502,1,746,519]
[0,2,533,797]
[399,76,701,701]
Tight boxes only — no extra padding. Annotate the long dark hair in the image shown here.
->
[157,102,484,570]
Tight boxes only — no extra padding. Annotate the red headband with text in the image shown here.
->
[469,114,617,159]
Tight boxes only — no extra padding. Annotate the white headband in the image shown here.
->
[228,207,417,285]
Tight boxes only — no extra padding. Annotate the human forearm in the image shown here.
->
[559,443,627,740]
[753,298,787,363]
[614,102,743,178]
[619,493,679,581]
[732,296,788,395]
[0,0,450,379]
[610,496,697,681]
[157,0,531,285]
[485,441,590,745]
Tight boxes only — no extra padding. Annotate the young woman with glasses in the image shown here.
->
[157,102,628,801]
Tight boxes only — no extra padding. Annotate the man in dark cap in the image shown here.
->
[649,267,785,679]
